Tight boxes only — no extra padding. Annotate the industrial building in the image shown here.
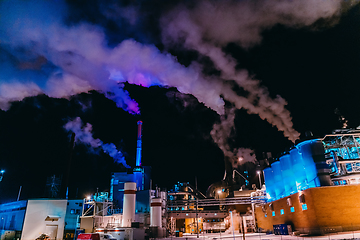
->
[78,121,169,239]
[76,120,264,239]
[0,199,82,240]
[257,129,360,235]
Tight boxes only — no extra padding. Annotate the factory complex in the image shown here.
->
[1,123,360,239]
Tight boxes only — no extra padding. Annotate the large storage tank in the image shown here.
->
[263,167,275,201]
[280,154,296,196]
[290,148,308,191]
[297,140,320,188]
[271,161,284,200]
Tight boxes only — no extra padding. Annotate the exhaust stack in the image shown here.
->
[122,182,137,227]
[136,121,142,167]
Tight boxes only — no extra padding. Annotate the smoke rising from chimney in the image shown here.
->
[210,108,256,166]
[64,117,130,168]
[160,0,355,143]
[0,0,356,149]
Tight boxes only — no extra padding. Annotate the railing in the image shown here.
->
[167,196,267,208]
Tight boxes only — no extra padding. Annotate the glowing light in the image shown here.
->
[0,170,4,174]
[238,157,243,161]
[302,204,308,211]
[257,171,260,175]
[87,196,91,200]
[217,190,222,194]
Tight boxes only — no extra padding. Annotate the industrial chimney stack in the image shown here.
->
[136,121,142,167]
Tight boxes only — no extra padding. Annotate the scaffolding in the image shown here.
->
[322,129,360,184]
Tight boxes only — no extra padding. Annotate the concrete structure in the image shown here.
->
[258,131,360,235]
[0,199,82,240]
[110,167,152,211]
[150,198,162,228]
[255,184,360,235]
[122,182,137,227]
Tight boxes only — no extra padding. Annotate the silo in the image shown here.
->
[310,140,331,186]
[280,154,296,196]
[290,148,307,191]
[263,167,275,201]
[297,140,319,188]
[150,198,162,227]
[271,161,284,200]
[122,182,136,227]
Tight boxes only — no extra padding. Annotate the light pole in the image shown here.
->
[257,171,262,189]
[0,170,4,182]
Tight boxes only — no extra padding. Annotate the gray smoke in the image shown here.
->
[64,117,130,168]
[0,0,356,151]
[160,0,357,143]
[210,108,257,166]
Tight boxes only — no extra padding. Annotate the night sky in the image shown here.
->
[1,0,360,203]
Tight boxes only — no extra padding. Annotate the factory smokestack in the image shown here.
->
[136,121,142,167]
[122,182,137,227]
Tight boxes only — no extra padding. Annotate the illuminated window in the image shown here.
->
[280,209,284,215]
[290,207,295,212]
[302,204,308,211]
[272,211,275,216]
[264,214,267,218]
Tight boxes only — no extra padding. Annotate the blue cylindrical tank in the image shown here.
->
[280,154,296,196]
[271,161,285,200]
[290,148,308,191]
[263,167,275,201]
[297,140,320,188]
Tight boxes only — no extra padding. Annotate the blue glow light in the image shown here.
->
[272,211,275,216]
[290,207,295,212]
[302,204,308,211]
[280,209,284,215]
[265,140,325,201]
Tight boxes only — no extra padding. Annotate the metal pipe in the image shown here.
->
[230,211,235,240]
[257,171,262,189]
[17,186,22,201]
[195,177,199,238]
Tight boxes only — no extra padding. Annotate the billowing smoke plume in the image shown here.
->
[0,0,356,149]
[210,108,237,157]
[211,108,256,167]
[64,117,130,168]
[160,0,357,143]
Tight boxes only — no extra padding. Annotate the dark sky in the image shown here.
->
[1,0,360,203]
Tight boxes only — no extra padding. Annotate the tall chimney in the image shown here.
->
[136,121,142,167]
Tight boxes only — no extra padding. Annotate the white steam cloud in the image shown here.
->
[0,0,355,153]
[64,117,130,168]
[210,108,256,166]
[160,0,356,143]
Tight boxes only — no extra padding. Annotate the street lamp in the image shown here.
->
[257,171,262,189]
[0,170,4,182]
